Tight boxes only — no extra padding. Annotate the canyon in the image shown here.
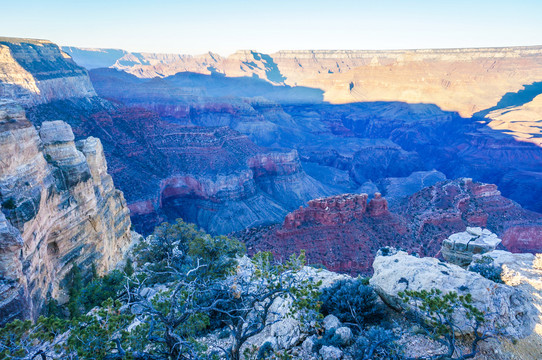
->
[65,46,542,117]
[1,37,541,269]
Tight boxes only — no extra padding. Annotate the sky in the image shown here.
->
[1,0,541,56]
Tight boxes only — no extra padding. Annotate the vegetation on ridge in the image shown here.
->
[0,219,498,360]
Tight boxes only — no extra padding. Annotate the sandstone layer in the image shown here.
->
[0,99,131,324]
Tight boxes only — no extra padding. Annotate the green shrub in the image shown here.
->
[470,256,503,283]
[133,219,245,283]
[1,198,16,210]
[78,270,125,313]
[353,326,403,359]
[320,278,384,327]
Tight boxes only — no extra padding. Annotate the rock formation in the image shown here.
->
[66,46,542,116]
[84,63,542,216]
[241,193,410,274]
[441,227,502,266]
[240,179,542,274]
[369,248,537,340]
[3,37,540,236]
[472,250,542,359]
[0,37,96,105]
[0,99,132,324]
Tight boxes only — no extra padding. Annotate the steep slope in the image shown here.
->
[0,38,333,235]
[88,66,542,215]
[0,100,132,324]
[239,179,542,275]
[0,37,96,105]
[76,108,331,235]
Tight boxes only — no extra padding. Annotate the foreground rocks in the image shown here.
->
[0,100,132,324]
[474,250,542,359]
[370,248,537,339]
[441,227,502,266]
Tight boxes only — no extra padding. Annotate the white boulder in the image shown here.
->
[370,249,536,339]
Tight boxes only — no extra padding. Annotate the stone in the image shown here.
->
[334,327,353,346]
[240,178,542,275]
[322,315,341,333]
[0,37,96,106]
[0,101,132,324]
[442,228,502,266]
[244,264,350,351]
[370,249,537,339]
[302,335,317,354]
[319,345,343,360]
[471,250,542,360]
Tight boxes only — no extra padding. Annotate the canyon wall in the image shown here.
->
[0,37,96,106]
[66,46,542,117]
[0,99,132,324]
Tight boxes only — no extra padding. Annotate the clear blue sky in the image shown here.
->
[1,0,541,55]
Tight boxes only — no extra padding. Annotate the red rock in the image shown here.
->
[239,179,542,275]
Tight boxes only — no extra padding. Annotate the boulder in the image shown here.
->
[322,315,341,333]
[301,335,317,354]
[245,265,350,351]
[319,345,343,360]
[370,249,537,339]
[472,250,542,360]
[334,326,353,346]
[441,227,502,266]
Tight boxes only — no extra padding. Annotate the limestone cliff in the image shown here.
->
[0,99,131,325]
[0,37,96,106]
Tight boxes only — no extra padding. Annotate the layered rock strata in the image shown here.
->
[0,37,96,106]
[0,100,131,324]
[67,46,542,117]
[441,227,502,266]
[240,179,542,274]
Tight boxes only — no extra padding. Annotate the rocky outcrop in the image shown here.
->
[69,109,330,235]
[238,257,350,351]
[84,61,542,217]
[0,37,96,106]
[370,249,537,339]
[283,194,368,230]
[473,250,542,359]
[0,100,131,324]
[441,227,502,266]
[240,179,542,274]
[403,178,542,255]
[241,192,409,274]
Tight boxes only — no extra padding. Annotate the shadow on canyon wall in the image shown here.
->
[18,69,542,234]
[474,81,542,118]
